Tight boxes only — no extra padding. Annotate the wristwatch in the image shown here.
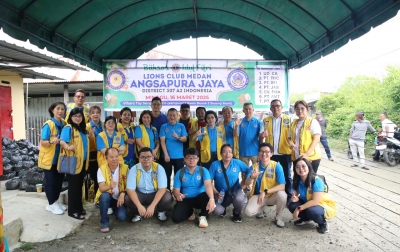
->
[264,189,268,194]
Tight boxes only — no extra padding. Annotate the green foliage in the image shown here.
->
[19,242,35,251]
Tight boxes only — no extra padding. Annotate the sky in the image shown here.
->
[140,11,400,94]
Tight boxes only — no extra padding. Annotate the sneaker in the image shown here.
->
[220,209,227,217]
[46,203,63,215]
[317,222,329,234]
[95,203,99,208]
[256,208,266,219]
[329,158,334,161]
[131,215,141,223]
[198,216,208,228]
[56,200,67,211]
[294,219,313,226]
[275,215,284,228]
[158,211,167,221]
[188,210,195,221]
[107,208,113,215]
[232,213,242,223]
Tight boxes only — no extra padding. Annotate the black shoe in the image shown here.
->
[220,209,226,217]
[232,213,242,223]
[294,219,312,226]
[317,222,329,234]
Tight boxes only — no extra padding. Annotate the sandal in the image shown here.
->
[361,166,370,170]
[101,225,110,233]
[82,209,87,215]
[69,213,85,220]
[350,164,358,167]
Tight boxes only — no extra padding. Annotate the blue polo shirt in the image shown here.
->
[153,113,168,134]
[224,120,235,147]
[247,161,285,195]
[96,131,125,150]
[41,118,64,164]
[198,126,217,152]
[209,159,249,192]
[159,122,188,159]
[89,120,103,136]
[135,125,159,150]
[174,166,211,198]
[238,117,263,156]
[60,126,88,160]
[126,163,167,193]
[296,177,325,203]
[121,126,135,161]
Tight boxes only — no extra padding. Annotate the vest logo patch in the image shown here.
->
[218,169,222,173]
[283,119,290,124]
[266,174,274,178]
[196,175,201,180]
[165,128,169,133]
[182,177,187,182]
[152,171,157,180]
[264,121,269,127]
[114,136,121,144]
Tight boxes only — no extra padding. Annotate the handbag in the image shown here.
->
[220,160,239,207]
[58,129,77,175]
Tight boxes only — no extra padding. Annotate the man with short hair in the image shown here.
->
[171,148,215,228]
[95,147,128,233]
[66,89,89,122]
[219,106,239,158]
[178,103,196,153]
[262,99,293,203]
[188,107,207,155]
[125,147,173,222]
[380,113,397,138]
[315,110,334,161]
[243,143,286,228]
[349,112,377,170]
[151,97,168,134]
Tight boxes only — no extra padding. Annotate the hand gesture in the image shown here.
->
[260,130,269,138]
[293,207,300,220]
[164,155,170,163]
[188,128,195,135]
[152,149,157,158]
[144,205,155,218]
[127,138,135,144]
[117,193,125,207]
[90,127,96,135]
[52,136,61,145]
[251,169,261,179]
[206,199,215,213]
[172,130,179,139]
[299,152,309,159]
[176,193,187,201]
[234,118,241,127]
[257,192,265,205]
[289,142,297,150]
[291,193,300,203]
[67,143,77,151]
[195,127,203,137]
[138,204,147,217]
[110,176,117,189]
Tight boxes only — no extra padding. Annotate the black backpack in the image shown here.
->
[315,174,329,193]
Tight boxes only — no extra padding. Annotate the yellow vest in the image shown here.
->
[290,117,321,161]
[97,131,125,167]
[117,122,135,158]
[199,126,223,163]
[220,120,239,158]
[95,163,128,203]
[135,162,159,190]
[86,121,104,161]
[248,161,278,199]
[137,124,160,159]
[306,177,337,220]
[65,104,90,123]
[187,117,199,148]
[57,125,89,174]
[263,114,291,155]
[38,119,66,170]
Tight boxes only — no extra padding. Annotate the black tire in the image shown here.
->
[383,149,397,166]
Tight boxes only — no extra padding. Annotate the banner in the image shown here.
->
[103,60,288,111]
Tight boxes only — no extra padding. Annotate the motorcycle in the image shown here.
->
[382,128,400,166]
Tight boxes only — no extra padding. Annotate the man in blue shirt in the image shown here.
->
[171,148,215,228]
[125,147,173,222]
[151,97,168,134]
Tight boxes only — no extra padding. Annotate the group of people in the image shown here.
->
[38,89,336,234]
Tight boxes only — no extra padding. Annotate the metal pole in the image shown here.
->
[64,84,69,105]
[25,81,29,140]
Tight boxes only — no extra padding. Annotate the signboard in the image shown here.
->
[103,60,288,111]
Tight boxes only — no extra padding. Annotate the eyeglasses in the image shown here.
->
[106,121,115,125]
[139,156,153,160]
[259,150,271,154]
[72,114,83,118]
[295,165,308,170]
[75,95,85,99]
[222,151,233,154]
[270,105,281,108]
[185,157,198,161]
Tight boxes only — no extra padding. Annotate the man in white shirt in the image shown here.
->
[380,113,397,138]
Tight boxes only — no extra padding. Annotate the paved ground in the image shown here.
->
[4,148,400,252]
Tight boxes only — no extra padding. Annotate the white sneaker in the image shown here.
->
[158,211,167,221]
[198,216,208,228]
[131,215,141,223]
[107,208,113,215]
[275,215,285,228]
[56,200,67,211]
[46,203,63,215]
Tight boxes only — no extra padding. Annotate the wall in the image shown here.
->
[0,70,25,140]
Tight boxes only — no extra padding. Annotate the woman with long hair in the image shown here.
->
[59,107,89,220]
[288,158,336,234]
[38,101,67,215]
[135,110,160,160]
[289,100,322,173]
[117,107,136,167]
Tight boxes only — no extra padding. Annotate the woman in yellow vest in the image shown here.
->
[86,105,104,194]
[193,110,223,169]
[59,108,89,220]
[135,110,160,160]
[289,158,336,234]
[97,116,126,167]
[117,107,136,167]
[38,101,67,215]
[289,100,322,173]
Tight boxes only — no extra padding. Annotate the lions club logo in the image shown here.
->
[107,70,126,90]
[227,69,249,91]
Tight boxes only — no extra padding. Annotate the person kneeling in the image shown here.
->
[244,143,287,228]
[95,147,128,233]
[125,147,173,222]
[288,158,336,234]
[171,148,215,228]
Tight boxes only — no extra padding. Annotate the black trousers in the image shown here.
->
[160,158,184,190]
[87,160,99,194]
[43,164,64,205]
[201,152,218,170]
[66,165,85,216]
[171,192,210,224]
[271,154,292,198]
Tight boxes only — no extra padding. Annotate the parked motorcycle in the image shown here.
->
[383,128,400,166]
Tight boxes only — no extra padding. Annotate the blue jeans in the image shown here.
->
[320,136,332,159]
[99,193,127,226]
[288,200,325,225]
